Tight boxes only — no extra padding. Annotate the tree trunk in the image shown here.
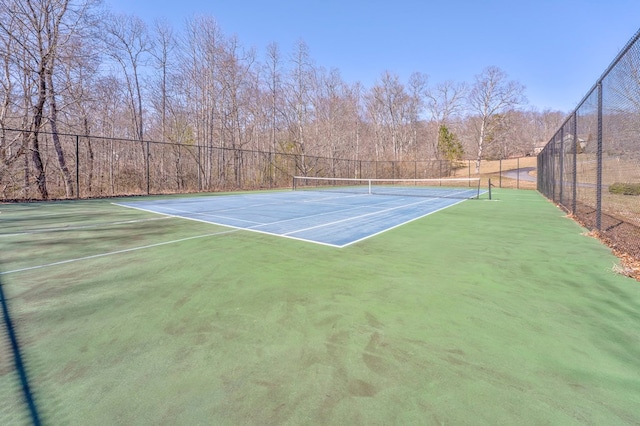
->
[83,116,94,195]
[31,71,49,199]
[47,69,74,197]
[475,118,486,174]
[22,132,30,198]
[30,131,48,199]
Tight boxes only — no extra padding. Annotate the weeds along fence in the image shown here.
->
[0,128,465,200]
[538,28,640,260]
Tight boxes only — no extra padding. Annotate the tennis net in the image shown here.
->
[292,177,487,199]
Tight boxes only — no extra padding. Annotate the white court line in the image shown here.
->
[150,205,264,226]
[283,195,446,236]
[114,202,267,227]
[122,192,369,218]
[213,198,464,248]
[340,199,466,247]
[114,197,374,248]
[0,230,238,275]
[113,190,477,248]
[116,194,389,231]
[0,216,170,238]
[247,196,396,230]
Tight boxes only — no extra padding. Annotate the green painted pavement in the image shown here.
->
[0,189,638,424]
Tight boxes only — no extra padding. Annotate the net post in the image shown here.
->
[368,179,372,195]
[292,176,296,191]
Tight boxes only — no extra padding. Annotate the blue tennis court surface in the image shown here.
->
[115,190,473,247]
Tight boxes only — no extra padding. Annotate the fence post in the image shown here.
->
[572,113,577,214]
[75,135,80,199]
[146,139,150,195]
[551,139,556,200]
[268,152,273,188]
[536,153,541,192]
[559,128,564,202]
[596,82,603,231]
[197,145,201,191]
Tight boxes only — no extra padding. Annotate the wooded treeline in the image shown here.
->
[0,0,565,199]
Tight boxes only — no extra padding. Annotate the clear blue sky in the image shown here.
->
[108,0,640,113]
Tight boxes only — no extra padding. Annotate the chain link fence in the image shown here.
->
[538,28,640,261]
[0,128,470,201]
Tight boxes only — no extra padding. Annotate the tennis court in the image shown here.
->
[115,178,485,247]
[1,188,640,425]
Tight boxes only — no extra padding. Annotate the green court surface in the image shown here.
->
[1,189,639,424]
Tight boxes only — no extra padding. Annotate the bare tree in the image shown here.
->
[425,80,468,160]
[0,6,21,166]
[264,42,283,154]
[94,75,128,194]
[365,71,413,160]
[0,0,51,198]
[349,82,365,165]
[179,15,226,188]
[312,68,352,160]
[0,0,89,198]
[407,72,428,158]
[285,40,315,173]
[468,66,526,173]
[57,29,103,195]
[426,80,468,124]
[101,13,152,192]
[491,109,564,158]
[150,18,176,141]
[102,13,150,142]
[217,36,257,185]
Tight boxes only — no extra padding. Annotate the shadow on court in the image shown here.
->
[0,271,41,425]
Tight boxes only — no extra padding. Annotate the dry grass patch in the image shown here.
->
[451,157,537,176]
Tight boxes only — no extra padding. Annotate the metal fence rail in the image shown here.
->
[538,28,640,261]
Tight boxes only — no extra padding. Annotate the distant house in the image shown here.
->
[533,137,587,155]
[532,141,547,155]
